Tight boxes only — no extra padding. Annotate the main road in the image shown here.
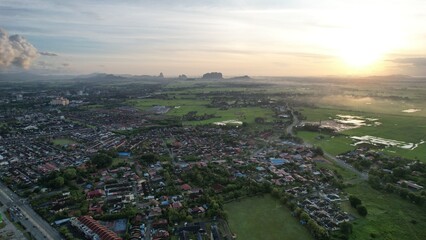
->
[286,109,368,180]
[0,182,62,240]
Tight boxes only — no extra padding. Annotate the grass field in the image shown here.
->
[111,158,126,167]
[317,161,426,240]
[297,107,426,161]
[345,183,426,240]
[52,138,76,146]
[296,131,355,155]
[128,99,275,126]
[225,195,312,240]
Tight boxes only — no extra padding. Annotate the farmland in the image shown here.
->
[127,96,276,126]
[296,106,426,161]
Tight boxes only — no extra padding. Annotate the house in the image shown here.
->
[73,216,122,240]
[212,184,224,193]
[152,219,168,229]
[171,201,183,209]
[188,206,205,215]
[181,184,192,191]
[153,229,169,240]
[86,189,105,199]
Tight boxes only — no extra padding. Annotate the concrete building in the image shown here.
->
[50,97,70,106]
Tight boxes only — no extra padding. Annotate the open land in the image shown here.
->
[225,195,312,240]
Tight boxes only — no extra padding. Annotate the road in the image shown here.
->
[0,182,62,240]
[0,203,26,240]
[286,109,368,180]
[285,109,298,136]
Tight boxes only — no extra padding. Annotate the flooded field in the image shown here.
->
[302,114,381,132]
[402,109,421,113]
[351,135,424,150]
[213,120,243,126]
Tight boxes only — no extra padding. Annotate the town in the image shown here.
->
[0,75,425,240]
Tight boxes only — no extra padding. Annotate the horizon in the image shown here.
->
[1,0,426,76]
[1,71,424,79]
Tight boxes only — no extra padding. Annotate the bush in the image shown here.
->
[356,205,368,217]
[349,195,362,208]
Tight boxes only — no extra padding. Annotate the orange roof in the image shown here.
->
[78,216,122,240]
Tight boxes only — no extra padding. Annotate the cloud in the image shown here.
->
[0,28,38,69]
[389,57,426,67]
[39,51,58,56]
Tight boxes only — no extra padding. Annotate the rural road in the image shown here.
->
[287,109,368,180]
[285,109,298,136]
[0,182,62,240]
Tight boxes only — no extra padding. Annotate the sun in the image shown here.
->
[337,37,385,69]
[323,9,406,71]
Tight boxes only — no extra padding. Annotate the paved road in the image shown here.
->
[286,110,368,180]
[0,204,26,240]
[285,109,298,136]
[324,152,368,180]
[0,182,62,240]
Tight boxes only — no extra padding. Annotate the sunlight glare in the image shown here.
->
[327,9,406,70]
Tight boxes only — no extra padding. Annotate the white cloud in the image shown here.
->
[0,28,38,69]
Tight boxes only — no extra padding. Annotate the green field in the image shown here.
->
[52,138,76,146]
[111,158,126,167]
[344,183,426,240]
[128,99,275,126]
[317,160,426,240]
[297,107,426,161]
[297,131,355,155]
[225,196,312,240]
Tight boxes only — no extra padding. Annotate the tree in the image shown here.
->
[300,212,310,222]
[271,188,280,198]
[140,153,158,164]
[368,174,382,187]
[49,176,64,189]
[294,207,302,218]
[90,153,113,169]
[393,167,408,178]
[356,205,368,216]
[313,146,324,156]
[280,196,288,205]
[349,195,362,208]
[63,168,77,180]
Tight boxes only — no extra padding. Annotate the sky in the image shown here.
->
[1,0,426,76]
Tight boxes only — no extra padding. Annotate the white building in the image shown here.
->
[50,97,70,106]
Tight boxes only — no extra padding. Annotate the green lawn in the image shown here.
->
[225,195,312,240]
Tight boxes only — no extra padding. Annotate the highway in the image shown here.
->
[0,182,62,240]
